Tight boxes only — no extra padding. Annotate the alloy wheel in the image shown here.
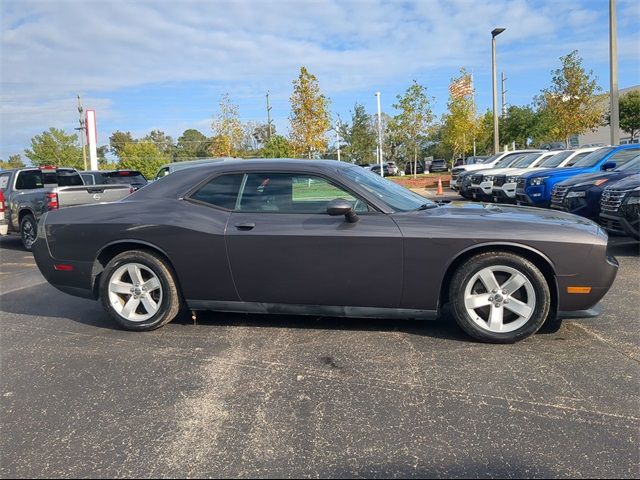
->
[463,265,536,333]
[107,263,163,322]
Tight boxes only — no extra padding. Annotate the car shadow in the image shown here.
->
[0,235,26,252]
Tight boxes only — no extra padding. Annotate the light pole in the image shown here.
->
[609,0,619,145]
[491,28,505,155]
[375,91,384,177]
[336,118,341,162]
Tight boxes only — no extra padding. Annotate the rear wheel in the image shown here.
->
[100,250,181,331]
[449,252,551,343]
[20,214,37,251]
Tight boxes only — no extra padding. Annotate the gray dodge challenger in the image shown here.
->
[32,159,618,343]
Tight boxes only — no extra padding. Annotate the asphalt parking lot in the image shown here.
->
[0,233,638,478]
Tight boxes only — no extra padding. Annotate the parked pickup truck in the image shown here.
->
[0,166,133,250]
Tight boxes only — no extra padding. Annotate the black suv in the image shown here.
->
[599,174,640,240]
[429,158,448,173]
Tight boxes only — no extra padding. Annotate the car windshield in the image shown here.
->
[511,153,541,168]
[571,147,616,167]
[539,150,574,168]
[616,155,640,172]
[481,154,500,164]
[341,166,435,212]
[494,154,524,168]
[104,172,148,185]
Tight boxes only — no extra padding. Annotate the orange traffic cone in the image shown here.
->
[436,177,444,196]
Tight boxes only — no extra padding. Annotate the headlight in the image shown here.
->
[506,176,519,183]
[566,191,587,199]
[626,196,640,205]
[531,176,549,186]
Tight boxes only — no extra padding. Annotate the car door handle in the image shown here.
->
[234,222,255,231]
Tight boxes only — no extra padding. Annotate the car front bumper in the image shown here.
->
[599,212,640,239]
[492,182,518,202]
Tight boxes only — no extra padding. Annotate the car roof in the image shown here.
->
[136,159,358,199]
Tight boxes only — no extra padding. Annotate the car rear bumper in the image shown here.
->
[31,218,97,300]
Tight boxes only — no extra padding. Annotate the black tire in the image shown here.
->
[99,250,181,331]
[20,214,37,251]
[449,251,551,343]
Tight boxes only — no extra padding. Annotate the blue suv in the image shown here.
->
[516,144,640,207]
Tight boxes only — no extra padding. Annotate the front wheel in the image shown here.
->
[99,250,181,331]
[449,252,551,343]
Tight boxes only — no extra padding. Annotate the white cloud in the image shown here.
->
[0,0,634,158]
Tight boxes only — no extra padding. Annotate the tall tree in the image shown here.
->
[211,93,244,157]
[175,129,210,160]
[501,105,538,149]
[619,90,640,141]
[339,103,377,165]
[441,70,476,162]
[537,50,604,146]
[117,142,169,179]
[261,135,293,158]
[109,131,135,159]
[143,130,175,156]
[393,80,434,178]
[24,128,83,169]
[0,154,25,169]
[289,66,331,158]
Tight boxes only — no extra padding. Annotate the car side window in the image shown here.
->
[81,173,95,185]
[155,167,170,180]
[566,152,590,166]
[15,170,43,190]
[238,173,369,214]
[607,149,640,168]
[190,174,243,210]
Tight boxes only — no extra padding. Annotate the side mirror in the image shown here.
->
[602,161,616,171]
[327,199,359,223]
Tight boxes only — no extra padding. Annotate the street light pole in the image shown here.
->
[491,28,505,155]
[375,91,384,177]
[609,0,619,145]
[336,118,341,162]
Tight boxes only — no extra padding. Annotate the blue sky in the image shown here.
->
[1,0,639,161]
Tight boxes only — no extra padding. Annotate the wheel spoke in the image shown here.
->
[465,293,492,310]
[127,264,143,285]
[143,277,161,293]
[140,294,158,315]
[501,272,527,295]
[121,296,141,319]
[488,305,504,331]
[109,280,133,295]
[478,269,500,292]
[504,298,533,319]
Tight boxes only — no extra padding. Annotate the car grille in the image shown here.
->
[471,174,483,184]
[550,185,570,208]
[601,188,632,213]
[461,176,473,188]
[494,176,506,187]
[517,177,527,189]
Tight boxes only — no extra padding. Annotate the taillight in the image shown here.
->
[0,190,5,213]
[46,192,59,210]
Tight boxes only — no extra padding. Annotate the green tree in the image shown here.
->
[24,128,83,169]
[261,135,293,158]
[501,105,538,149]
[289,66,331,158]
[619,90,640,141]
[339,103,377,165]
[109,131,135,159]
[97,145,115,169]
[537,50,604,146]
[393,80,434,177]
[143,130,174,156]
[117,142,169,179]
[441,70,476,162]
[211,93,244,157]
[474,110,496,155]
[175,129,210,160]
[0,154,25,169]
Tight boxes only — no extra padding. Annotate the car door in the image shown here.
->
[225,171,403,308]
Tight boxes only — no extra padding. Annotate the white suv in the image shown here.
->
[450,150,541,191]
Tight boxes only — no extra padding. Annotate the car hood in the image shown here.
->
[608,173,640,190]
[519,166,589,179]
[498,167,546,177]
[401,202,604,241]
[556,170,630,188]
[477,166,543,176]
[454,162,498,173]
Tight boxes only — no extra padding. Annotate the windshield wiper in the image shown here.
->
[417,203,438,210]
